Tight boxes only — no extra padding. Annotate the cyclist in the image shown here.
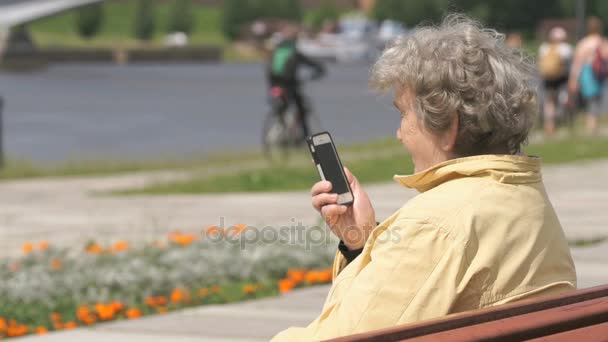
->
[266,24,326,139]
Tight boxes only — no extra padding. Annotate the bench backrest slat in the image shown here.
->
[409,297,608,342]
[327,284,608,342]
[526,322,608,342]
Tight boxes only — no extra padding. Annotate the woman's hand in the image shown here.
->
[311,168,376,250]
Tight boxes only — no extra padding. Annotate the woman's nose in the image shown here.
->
[396,128,401,141]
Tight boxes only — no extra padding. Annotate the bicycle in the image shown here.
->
[261,85,321,163]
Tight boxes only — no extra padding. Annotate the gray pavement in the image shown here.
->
[1,159,608,254]
[0,64,393,164]
[5,159,608,341]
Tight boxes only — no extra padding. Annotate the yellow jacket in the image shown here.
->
[273,155,576,341]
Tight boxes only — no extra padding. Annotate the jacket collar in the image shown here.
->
[394,154,541,193]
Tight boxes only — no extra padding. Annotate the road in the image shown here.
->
[0,63,396,164]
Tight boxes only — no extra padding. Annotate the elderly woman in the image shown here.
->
[272,15,576,341]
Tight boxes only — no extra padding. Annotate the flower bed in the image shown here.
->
[0,227,336,338]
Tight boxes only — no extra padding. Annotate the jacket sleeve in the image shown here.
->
[297,51,326,80]
[272,219,467,341]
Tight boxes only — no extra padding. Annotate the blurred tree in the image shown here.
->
[589,0,608,29]
[306,4,340,31]
[168,0,195,34]
[76,3,104,39]
[134,0,156,41]
[372,0,447,27]
[281,0,303,21]
[252,0,302,21]
[222,0,254,40]
[223,0,303,41]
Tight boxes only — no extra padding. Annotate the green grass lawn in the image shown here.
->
[117,135,608,194]
[28,0,226,48]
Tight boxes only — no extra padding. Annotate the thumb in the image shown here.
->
[343,167,359,189]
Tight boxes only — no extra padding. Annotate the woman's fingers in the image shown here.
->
[311,180,332,196]
[321,204,348,222]
[312,193,339,211]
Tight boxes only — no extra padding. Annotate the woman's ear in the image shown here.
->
[441,114,459,153]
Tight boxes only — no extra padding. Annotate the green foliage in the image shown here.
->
[372,0,447,27]
[221,0,251,40]
[123,134,608,194]
[0,236,334,333]
[75,3,104,39]
[222,0,302,41]
[167,0,195,34]
[134,0,155,41]
[370,0,608,36]
[306,4,341,31]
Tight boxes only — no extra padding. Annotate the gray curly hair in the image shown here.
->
[370,14,537,156]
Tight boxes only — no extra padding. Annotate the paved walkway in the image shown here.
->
[1,160,608,253]
[5,159,608,341]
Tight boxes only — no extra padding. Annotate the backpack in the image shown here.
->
[592,46,608,81]
[539,44,565,80]
[271,43,296,78]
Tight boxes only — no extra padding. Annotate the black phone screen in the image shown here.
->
[315,142,349,195]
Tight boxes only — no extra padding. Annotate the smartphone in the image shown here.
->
[307,132,354,206]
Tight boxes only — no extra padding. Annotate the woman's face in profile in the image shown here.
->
[394,89,453,173]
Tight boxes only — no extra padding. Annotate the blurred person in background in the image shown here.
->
[569,16,608,135]
[272,15,575,341]
[266,24,326,139]
[505,31,523,49]
[538,26,573,136]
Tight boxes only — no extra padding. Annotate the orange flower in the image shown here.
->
[95,303,115,321]
[86,243,104,255]
[51,259,63,270]
[211,285,220,294]
[170,288,183,303]
[53,321,63,330]
[146,296,168,307]
[145,296,156,307]
[22,242,34,254]
[227,223,247,237]
[111,241,129,252]
[50,312,62,322]
[169,232,198,246]
[287,269,306,284]
[7,324,28,337]
[36,326,48,335]
[305,271,321,284]
[156,296,167,305]
[157,306,168,314]
[278,278,296,294]
[39,241,49,251]
[126,308,142,319]
[64,321,77,329]
[205,226,221,237]
[317,269,332,283]
[77,306,97,325]
[111,301,125,312]
[0,317,6,331]
[198,288,209,298]
[82,315,97,325]
[243,284,258,295]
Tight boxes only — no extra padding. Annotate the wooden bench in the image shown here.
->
[328,284,608,341]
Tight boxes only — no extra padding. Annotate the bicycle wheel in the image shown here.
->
[262,111,289,163]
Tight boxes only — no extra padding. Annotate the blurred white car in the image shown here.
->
[298,15,379,63]
[378,19,407,46]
